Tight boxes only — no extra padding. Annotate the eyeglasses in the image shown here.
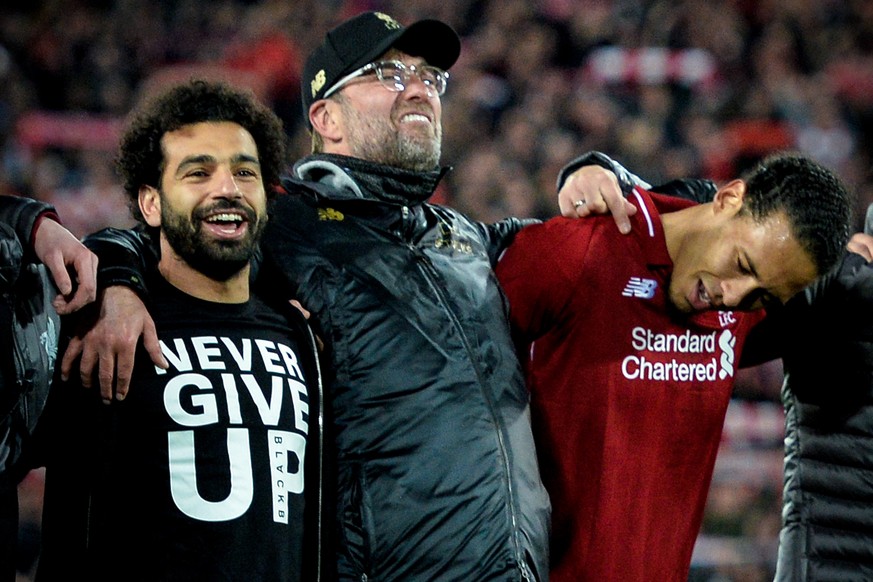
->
[324,60,449,98]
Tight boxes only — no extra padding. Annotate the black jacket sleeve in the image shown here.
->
[741,252,873,406]
[557,151,717,204]
[485,217,539,264]
[0,195,59,261]
[82,227,158,299]
[649,179,717,204]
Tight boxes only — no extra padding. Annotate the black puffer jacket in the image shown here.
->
[262,154,550,581]
[744,250,873,582]
[0,196,59,480]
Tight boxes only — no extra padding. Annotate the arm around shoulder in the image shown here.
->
[84,226,157,299]
[0,194,56,248]
[61,227,165,403]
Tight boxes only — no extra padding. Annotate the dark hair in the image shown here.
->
[117,79,288,222]
[741,152,853,277]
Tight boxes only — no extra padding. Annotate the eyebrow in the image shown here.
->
[742,250,760,279]
[738,251,782,310]
[176,153,260,173]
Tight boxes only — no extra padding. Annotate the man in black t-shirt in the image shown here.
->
[37,80,324,582]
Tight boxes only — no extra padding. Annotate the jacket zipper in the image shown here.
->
[303,321,325,582]
[412,247,530,581]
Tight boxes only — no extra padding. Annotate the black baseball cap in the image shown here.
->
[301,11,461,127]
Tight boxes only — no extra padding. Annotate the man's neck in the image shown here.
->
[158,242,250,304]
[660,203,708,264]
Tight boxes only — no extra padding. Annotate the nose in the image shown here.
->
[401,68,435,99]
[216,166,242,199]
[719,276,758,308]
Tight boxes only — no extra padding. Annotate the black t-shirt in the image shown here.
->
[41,278,312,581]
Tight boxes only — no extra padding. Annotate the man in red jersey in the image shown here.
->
[495,152,852,582]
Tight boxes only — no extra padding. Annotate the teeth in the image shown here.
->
[402,114,429,123]
[207,213,243,223]
[700,284,710,304]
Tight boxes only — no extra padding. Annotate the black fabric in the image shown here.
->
[300,11,460,123]
[259,155,549,581]
[0,196,55,260]
[0,475,16,582]
[38,277,322,581]
[0,229,60,476]
[650,178,717,204]
[83,226,156,300]
[298,153,447,205]
[0,228,18,428]
[766,252,873,580]
[0,196,60,582]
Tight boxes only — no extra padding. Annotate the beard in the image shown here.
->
[160,195,265,282]
[339,96,442,172]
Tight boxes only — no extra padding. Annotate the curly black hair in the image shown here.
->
[741,152,853,277]
[117,79,288,223]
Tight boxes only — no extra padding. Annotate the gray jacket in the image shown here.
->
[0,196,59,479]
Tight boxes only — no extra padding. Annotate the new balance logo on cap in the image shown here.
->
[623,277,657,299]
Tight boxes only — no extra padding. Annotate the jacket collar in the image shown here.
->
[292,154,449,205]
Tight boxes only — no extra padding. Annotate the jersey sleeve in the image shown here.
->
[495,217,593,343]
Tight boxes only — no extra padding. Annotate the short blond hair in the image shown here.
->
[311,129,324,153]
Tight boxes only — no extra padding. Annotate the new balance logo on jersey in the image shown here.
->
[623,277,657,299]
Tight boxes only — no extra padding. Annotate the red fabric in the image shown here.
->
[496,190,764,582]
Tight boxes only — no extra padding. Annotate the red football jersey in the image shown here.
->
[496,188,765,582]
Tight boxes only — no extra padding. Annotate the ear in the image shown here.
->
[711,179,747,217]
[309,99,344,145]
[138,185,162,228]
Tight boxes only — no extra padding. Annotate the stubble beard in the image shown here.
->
[342,99,442,172]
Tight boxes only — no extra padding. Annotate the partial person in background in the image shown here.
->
[0,195,97,582]
[36,79,324,581]
[742,203,873,581]
[496,153,852,582]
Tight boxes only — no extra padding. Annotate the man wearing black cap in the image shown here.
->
[299,11,460,173]
[65,10,634,581]
[263,12,551,580]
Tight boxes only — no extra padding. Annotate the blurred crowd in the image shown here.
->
[3,0,871,580]
[2,0,872,234]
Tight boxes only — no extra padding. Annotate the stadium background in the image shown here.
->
[3,1,871,580]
